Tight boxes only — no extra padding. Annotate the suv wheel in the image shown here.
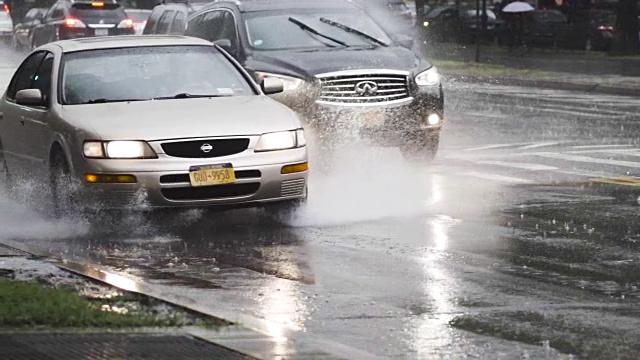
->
[0,142,11,193]
[400,131,440,162]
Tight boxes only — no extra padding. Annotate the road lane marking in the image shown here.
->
[572,144,634,149]
[463,171,536,184]
[517,142,563,150]
[591,177,640,187]
[475,160,558,171]
[463,143,534,151]
[535,153,640,169]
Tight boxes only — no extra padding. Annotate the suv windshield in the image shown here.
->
[245,9,392,50]
[61,46,255,105]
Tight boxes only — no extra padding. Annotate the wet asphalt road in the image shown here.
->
[3,43,640,359]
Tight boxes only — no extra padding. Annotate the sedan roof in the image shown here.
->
[52,35,213,53]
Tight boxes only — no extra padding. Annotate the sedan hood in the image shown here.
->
[248,45,428,80]
[59,96,300,141]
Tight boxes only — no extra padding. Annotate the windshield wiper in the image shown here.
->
[84,98,148,104]
[288,16,349,48]
[319,17,388,47]
[153,93,232,100]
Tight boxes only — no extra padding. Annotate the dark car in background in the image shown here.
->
[420,6,499,43]
[0,4,11,43]
[30,0,134,49]
[570,9,615,51]
[524,10,573,48]
[11,7,48,49]
[124,8,151,35]
[142,2,191,35]
[150,0,444,159]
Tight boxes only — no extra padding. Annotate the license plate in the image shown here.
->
[363,110,386,127]
[95,29,109,36]
[189,163,236,187]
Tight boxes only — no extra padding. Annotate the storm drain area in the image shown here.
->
[1,333,254,360]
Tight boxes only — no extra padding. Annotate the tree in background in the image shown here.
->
[610,0,639,55]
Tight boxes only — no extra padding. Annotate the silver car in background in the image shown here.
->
[0,8,12,44]
[0,36,309,215]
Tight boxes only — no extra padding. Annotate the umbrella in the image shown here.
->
[502,1,535,13]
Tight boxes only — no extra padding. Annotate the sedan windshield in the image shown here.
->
[245,10,392,50]
[61,46,255,105]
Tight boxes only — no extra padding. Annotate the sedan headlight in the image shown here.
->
[415,67,440,86]
[255,129,306,152]
[255,72,305,91]
[83,141,157,159]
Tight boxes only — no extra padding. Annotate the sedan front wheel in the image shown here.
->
[50,151,79,218]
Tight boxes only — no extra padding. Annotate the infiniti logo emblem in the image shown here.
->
[354,81,379,96]
[200,143,213,153]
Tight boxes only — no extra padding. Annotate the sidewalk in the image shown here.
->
[422,42,640,97]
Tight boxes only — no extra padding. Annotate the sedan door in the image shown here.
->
[0,51,47,177]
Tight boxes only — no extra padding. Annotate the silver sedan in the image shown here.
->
[0,36,309,215]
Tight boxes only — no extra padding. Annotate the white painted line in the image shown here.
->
[518,142,563,150]
[475,160,558,171]
[537,153,640,169]
[464,171,536,184]
[463,143,530,152]
[572,144,633,149]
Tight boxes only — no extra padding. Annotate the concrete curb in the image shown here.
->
[0,239,380,360]
[442,74,640,97]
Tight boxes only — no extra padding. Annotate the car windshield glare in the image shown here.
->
[61,46,255,105]
[245,10,392,50]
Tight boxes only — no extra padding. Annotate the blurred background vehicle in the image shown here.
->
[11,7,48,50]
[31,0,135,49]
[420,6,500,43]
[569,9,616,51]
[142,2,190,35]
[0,2,11,44]
[124,8,151,35]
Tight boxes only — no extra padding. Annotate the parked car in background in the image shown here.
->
[524,10,573,48]
[570,9,615,51]
[0,4,12,43]
[0,35,308,214]
[142,2,191,35]
[420,6,499,43]
[11,7,48,50]
[157,0,445,160]
[124,8,151,35]
[31,0,135,49]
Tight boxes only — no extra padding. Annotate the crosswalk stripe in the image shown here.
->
[535,153,640,169]
[463,171,536,184]
[475,160,557,171]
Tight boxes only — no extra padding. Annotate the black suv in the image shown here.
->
[173,0,445,158]
[31,0,134,49]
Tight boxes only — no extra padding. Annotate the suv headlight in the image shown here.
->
[83,141,157,159]
[255,72,305,91]
[255,129,306,152]
[415,67,440,86]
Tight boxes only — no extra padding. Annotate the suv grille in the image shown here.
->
[161,139,250,158]
[316,71,410,105]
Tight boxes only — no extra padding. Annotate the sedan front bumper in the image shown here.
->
[71,147,309,210]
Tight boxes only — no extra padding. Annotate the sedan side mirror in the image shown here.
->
[35,13,44,20]
[261,78,284,95]
[15,89,45,107]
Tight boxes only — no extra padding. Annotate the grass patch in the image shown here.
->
[431,59,560,79]
[0,279,226,329]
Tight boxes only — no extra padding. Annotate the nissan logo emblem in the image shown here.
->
[200,143,213,153]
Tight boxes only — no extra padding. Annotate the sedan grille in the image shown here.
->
[161,139,250,158]
[316,70,410,105]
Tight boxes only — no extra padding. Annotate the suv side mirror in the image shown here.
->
[214,39,232,52]
[396,34,414,49]
[35,13,44,20]
[15,89,45,107]
[261,78,284,95]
